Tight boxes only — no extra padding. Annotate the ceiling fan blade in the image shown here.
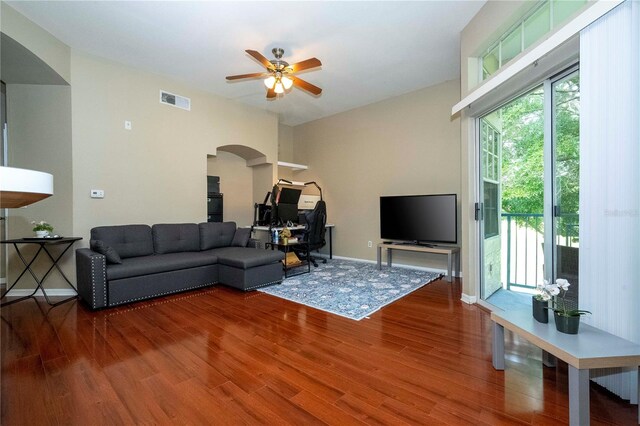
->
[292,77,322,95]
[246,50,275,70]
[226,72,269,81]
[289,58,322,73]
[266,87,276,99]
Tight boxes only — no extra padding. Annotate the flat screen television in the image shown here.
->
[380,194,457,245]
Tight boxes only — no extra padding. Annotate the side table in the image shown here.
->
[265,241,311,278]
[1,237,82,307]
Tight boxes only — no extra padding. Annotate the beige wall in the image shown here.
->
[71,51,279,249]
[292,79,461,272]
[277,123,295,181]
[6,84,73,289]
[207,152,253,227]
[278,123,294,163]
[1,3,71,83]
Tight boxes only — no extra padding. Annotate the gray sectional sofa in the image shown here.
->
[76,222,284,310]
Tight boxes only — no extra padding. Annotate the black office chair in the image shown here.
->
[294,200,327,267]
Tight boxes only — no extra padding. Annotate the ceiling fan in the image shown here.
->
[226,48,322,99]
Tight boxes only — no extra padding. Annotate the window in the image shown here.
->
[484,182,499,238]
[482,122,500,182]
[482,121,500,238]
[480,0,586,82]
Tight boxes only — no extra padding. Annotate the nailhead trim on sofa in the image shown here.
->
[109,281,216,307]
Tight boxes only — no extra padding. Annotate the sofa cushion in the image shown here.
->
[231,228,251,247]
[211,247,284,269]
[152,223,200,254]
[199,222,236,250]
[90,239,122,264]
[91,225,153,259]
[106,252,218,281]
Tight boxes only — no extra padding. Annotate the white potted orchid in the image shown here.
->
[532,280,555,323]
[537,278,590,334]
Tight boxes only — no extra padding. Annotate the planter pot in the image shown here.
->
[532,297,549,323]
[554,311,580,334]
[35,230,49,238]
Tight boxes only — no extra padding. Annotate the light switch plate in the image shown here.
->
[124,120,132,130]
[90,189,105,199]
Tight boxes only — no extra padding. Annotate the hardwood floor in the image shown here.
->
[1,277,635,425]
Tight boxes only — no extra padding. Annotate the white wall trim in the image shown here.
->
[452,0,624,115]
[460,293,477,304]
[5,289,77,297]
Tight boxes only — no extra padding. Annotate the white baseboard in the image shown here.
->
[460,293,477,304]
[5,289,77,297]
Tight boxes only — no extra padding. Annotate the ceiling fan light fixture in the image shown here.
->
[281,76,293,90]
[227,47,322,99]
[264,75,276,88]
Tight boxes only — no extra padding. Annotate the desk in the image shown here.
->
[491,309,640,425]
[1,237,81,307]
[250,224,335,259]
[377,243,459,282]
[265,241,310,278]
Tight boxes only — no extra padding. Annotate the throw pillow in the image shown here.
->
[231,228,251,247]
[90,239,122,264]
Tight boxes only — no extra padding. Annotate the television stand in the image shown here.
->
[391,241,437,248]
[377,242,460,282]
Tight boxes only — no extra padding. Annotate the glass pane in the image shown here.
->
[553,0,586,27]
[479,112,503,303]
[481,87,544,310]
[483,45,499,78]
[501,27,522,66]
[484,182,499,238]
[524,2,550,48]
[482,125,488,149]
[553,71,580,310]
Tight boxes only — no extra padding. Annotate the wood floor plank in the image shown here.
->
[290,390,368,425]
[1,277,636,425]
[251,385,326,425]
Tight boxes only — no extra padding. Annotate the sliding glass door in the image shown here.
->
[479,69,580,310]
[552,70,580,309]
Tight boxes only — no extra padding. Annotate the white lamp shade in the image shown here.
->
[274,81,285,94]
[264,76,276,88]
[281,76,293,90]
[0,166,53,208]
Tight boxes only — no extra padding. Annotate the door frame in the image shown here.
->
[475,63,580,310]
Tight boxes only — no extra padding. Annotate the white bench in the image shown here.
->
[491,309,640,425]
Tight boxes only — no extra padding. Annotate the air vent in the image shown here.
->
[159,90,191,111]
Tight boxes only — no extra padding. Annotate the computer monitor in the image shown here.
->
[277,203,299,223]
[277,187,302,204]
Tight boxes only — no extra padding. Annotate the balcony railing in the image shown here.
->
[503,213,543,290]
[502,212,578,291]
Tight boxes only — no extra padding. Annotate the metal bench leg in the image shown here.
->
[568,366,589,426]
[492,322,505,370]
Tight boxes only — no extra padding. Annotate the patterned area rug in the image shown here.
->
[259,259,441,320]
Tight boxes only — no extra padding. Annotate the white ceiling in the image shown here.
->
[8,1,485,126]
